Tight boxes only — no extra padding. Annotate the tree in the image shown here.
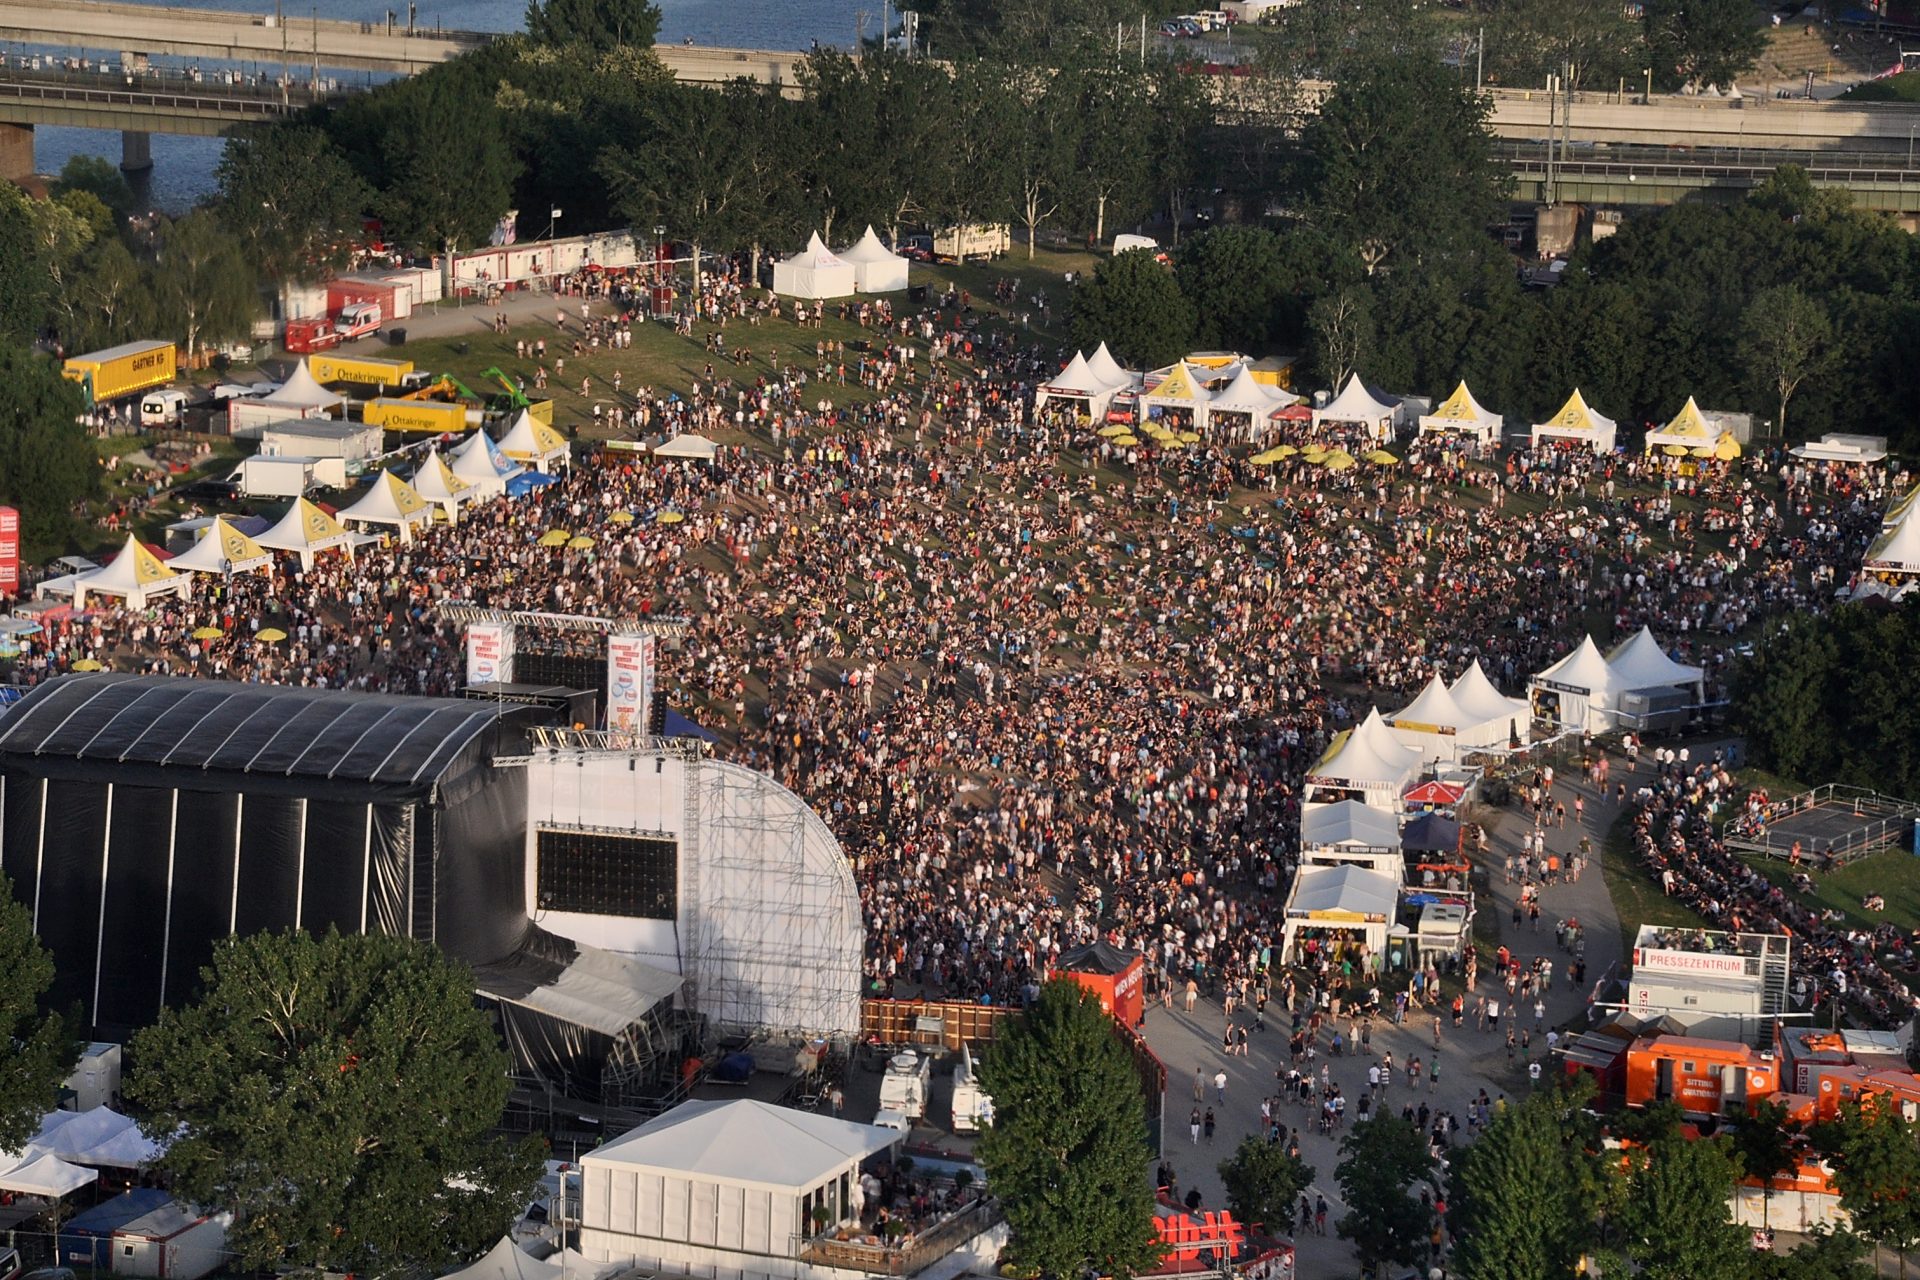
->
[0,346,93,553]
[1070,62,1155,246]
[152,211,258,364]
[1613,1125,1749,1280]
[1301,58,1510,275]
[0,185,50,347]
[50,154,133,225]
[1644,0,1767,91]
[1334,1117,1435,1279]
[1484,0,1641,91]
[1733,1100,1802,1233]
[525,0,661,47]
[26,195,97,348]
[974,981,1159,1280]
[0,873,77,1152]
[1755,1228,1875,1280]
[1069,250,1195,369]
[1448,1086,1596,1280]
[1217,1135,1314,1235]
[995,65,1080,260]
[1814,1101,1920,1280]
[1307,287,1372,389]
[127,930,542,1279]
[216,125,373,283]
[1739,284,1832,440]
[1176,225,1291,352]
[74,238,154,353]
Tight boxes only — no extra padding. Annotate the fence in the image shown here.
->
[799,1198,1003,1276]
[860,998,1015,1051]
[1727,783,1920,863]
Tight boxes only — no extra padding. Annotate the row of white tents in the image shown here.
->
[1853,484,1920,601]
[0,1108,166,1198]
[1303,629,1705,812]
[38,413,570,608]
[770,228,909,299]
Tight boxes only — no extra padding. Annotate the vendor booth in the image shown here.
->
[1139,361,1212,433]
[837,226,909,293]
[499,410,571,472]
[1055,940,1146,1028]
[256,497,355,571]
[1303,708,1420,812]
[339,471,434,545]
[1643,396,1726,455]
[653,433,722,462]
[771,234,857,300]
[1035,352,1120,423]
[1281,863,1398,966]
[1531,389,1617,454]
[1299,799,1403,876]
[1206,365,1296,443]
[1529,636,1616,733]
[1312,374,1399,443]
[1417,381,1502,450]
[1448,661,1530,749]
[1604,626,1705,732]
[169,516,273,577]
[1387,674,1476,764]
[1858,500,1920,598]
[1085,342,1141,394]
[57,536,191,611]
[410,450,476,523]
[450,428,523,498]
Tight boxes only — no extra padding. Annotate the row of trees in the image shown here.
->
[0,873,540,1279]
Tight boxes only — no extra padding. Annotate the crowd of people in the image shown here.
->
[4,277,1915,1033]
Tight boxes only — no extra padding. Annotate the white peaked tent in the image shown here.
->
[170,516,273,577]
[1086,341,1141,392]
[411,450,475,522]
[499,411,571,472]
[340,471,434,544]
[1281,863,1400,963]
[1863,503,1920,574]
[837,226,909,293]
[1038,352,1110,421]
[1305,707,1421,812]
[653,433,721,462]
[772,233,857,300]
[0,1151,97,1197]
[71,536,191,611]
[1140,361,1212,429]
[257,497,355,571]
[1418,381,1503,448]
[1532,389,1618,454]
[441,1238,566,1280]
[1606,626,1705,701]
[1208,365,1296,441]
[1883,486,1919,529]
[1313,373,1400,443]
[1529,635,1616,732]
[1388,674,1476,764]
[1643,396,1725,453]
[257,360,343,414]
[1448,661,1531,748]
[449,428,522,498]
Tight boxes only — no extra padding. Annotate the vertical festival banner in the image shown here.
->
[605,633,655,733]
[465,622,515,686]
[0,506,17,597]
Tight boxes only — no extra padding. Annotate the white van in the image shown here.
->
[139,389,189,427]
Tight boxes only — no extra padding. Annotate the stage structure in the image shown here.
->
[440,603,689,732]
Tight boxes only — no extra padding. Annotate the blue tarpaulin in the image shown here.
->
[507,471,560,497]
[663,708,718,744]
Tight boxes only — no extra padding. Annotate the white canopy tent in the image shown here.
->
[1281,863,1400,965]
[1643,396,1726,453]
[1606,626,1705,701]
[449,428,522,498]
[1207,365,1296,441]
[410,450,476,522]
[1305,708,1421,812]
[771,233,857,300]
[1312,373,1399,443]
[1531,389,1618,454]
[442,1237,565,1280]
[837,226,909,293]
[339,471,434,544]
[256,497,355,571]
[1085,342,1141,394]
[69,536,191,611]
[1036,352,1120,422]
[1387,674,1477,764]
[1863,504,1920,575]
[1448,661,1531,749]
[0,1151,97,1197]
[252,360,343,416]
[169,516,273,577]
[1300,799,1403,876]
[1139,361,1212,430]
[499,411,571,472]
[652,433,721,462]
[1529,636,1616,733]
[1417,381,1502,448]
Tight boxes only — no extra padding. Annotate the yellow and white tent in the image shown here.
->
[1417,381,1503,448]
[410,450,476,523]
[68,535,191,610]
[1643,397,1726,454]
[1139,361,1213,430]
[257,497,355,571]
[170,516,273,577]
[339,471,435,544]
[1530,388,1618,454]
[499,410,571,472]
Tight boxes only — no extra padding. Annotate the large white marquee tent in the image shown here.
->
[1529,629,1703,732]
[1280,863,1400,964]
[169,516,273,577]
[836,226,909,293]
[771,234,857,300]
[43,536,192,611]
[256,497,355,571]
[1305,708,1420,811]
[340,471,434,544]
[1207,365,1296,441]
[500,411,571,473]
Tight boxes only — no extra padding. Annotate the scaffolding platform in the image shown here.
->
[1726,783,1920,864]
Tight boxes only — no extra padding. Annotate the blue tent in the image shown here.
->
[61,1188,172,1269]
[507,471,561,497]
[663,708,718,744]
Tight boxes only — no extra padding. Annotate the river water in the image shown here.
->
[34,0,865,209]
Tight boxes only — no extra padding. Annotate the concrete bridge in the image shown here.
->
[1499,141,1920,216]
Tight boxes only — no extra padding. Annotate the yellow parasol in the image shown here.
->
[70,658,104,671]
[191,626,224,640]
[1273,444,1299,458]
[1324,454,1357,471]
[656,510,686,524]
[1158,436,1188,450]
[1365,450,1400,465]
[1098,424,1131,438]
[1112,433,1142,448]
[1662,444,1689,457]
[1324,447,1354,462]
[1690,445,1716,459]
[567,535,595,549]
[1715,434,1742,460]
[1250,449,1285,465]
[1178,431,1202,444]
[608,510,636,524]
[538,528,570,546]
[255,627,288,642]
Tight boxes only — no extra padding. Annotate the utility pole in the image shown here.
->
[855,9,868,54]
[1476,27,1484,92]
[1140,14,1146,66]
[311,7,318,90]
[1546,72,1557,204]
[1562,60,1573,179]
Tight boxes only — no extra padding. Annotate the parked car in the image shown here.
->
[173,477,243,505]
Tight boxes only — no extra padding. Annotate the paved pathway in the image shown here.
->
[1138,743,1639,1275]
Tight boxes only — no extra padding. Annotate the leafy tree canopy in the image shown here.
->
[1448,1084,1598,1280]
[1334,1117,1435,1276]
[51,154,133,224]
[0,345,95,554]
[0,873,78,1151]
[525,0,661,47]
[974,981,1160,1280]
[216,124,374,282]
[127,930,543,1279]
[1612,1125,1749,1280]
[1070,249,1194,369]
[1217,1135,1314,1235]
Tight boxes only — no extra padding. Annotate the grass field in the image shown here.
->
[1747,849,1920,939]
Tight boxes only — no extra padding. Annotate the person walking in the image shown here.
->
[1185,978,1199,1013]
[1214,1069,1228,1104]
[1190,1107,1202,1144]
[1203,1108,1217,1145]
[1429,1056,1441,1094]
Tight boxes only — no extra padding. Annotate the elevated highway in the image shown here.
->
[1494,141,1920,214]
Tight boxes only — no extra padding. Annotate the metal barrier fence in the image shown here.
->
[1727,783,1920,862]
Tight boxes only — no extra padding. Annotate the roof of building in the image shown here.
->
[585,1098,898,1192]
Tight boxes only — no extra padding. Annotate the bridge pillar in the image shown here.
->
[0,123,32,184]
[120,131,153,173]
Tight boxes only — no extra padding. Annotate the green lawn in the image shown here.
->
[1748,849,1920,939]
[1599,810,1714,954]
